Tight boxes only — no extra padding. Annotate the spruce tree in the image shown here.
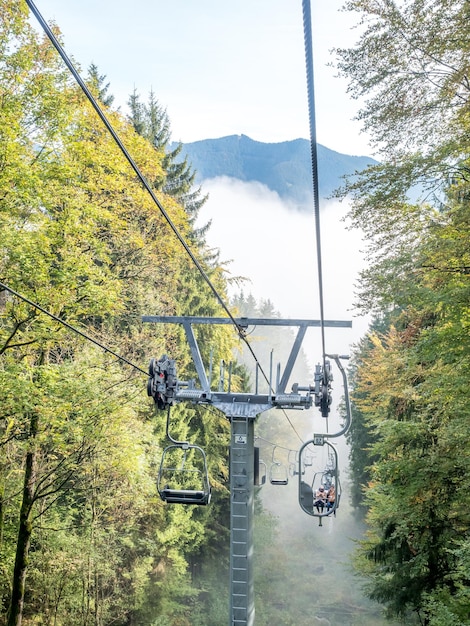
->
[127,89,208,239]
[86,63,114,107]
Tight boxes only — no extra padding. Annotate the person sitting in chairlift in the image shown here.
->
[326,484,336,512]
[314,486,327,513]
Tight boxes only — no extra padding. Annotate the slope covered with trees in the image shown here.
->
[338,1,470,624]
[178,134,377,209]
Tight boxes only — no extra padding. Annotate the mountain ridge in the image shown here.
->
[178,134,377,209]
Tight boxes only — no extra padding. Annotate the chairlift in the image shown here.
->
[303,451,314,467]
[157,407,211,505]
[298,439,340,525]
[269,447,289,486]
[157,444,211,505]
[297,353,351,524]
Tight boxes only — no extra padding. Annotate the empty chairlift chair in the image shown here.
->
[157,443,211,505]
[157,407,211,505]
[269,447,289,486]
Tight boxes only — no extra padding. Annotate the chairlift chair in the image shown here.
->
[157,443,211,505]
[156,406,211,505]
[303,452,314,467]
[289,462,298,478]
[296,354,351,524]
[298,439,340,524]
[269,447,288,486]
[288,449,305,477]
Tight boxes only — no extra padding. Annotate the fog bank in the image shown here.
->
[197,176,371,356]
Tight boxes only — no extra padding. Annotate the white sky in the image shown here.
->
[30,0,370,156]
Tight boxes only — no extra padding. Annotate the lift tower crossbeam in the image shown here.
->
[143,316,351,626]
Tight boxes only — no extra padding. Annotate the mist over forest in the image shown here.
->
[196,177,396,624]
[198,177,370,358]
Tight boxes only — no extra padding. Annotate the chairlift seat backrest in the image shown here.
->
[254,448,267,486]
[300,481,314,508]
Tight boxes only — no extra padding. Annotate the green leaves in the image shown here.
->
[339,0,470,158]
[338,2,470,620]
[0,6,236,624]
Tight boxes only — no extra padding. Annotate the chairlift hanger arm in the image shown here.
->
[182,320,211,392]
[320,354,352,439]
[164,405,189,446]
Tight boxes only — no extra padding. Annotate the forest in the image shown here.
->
[339,1,470,624]
[1,1,470,625]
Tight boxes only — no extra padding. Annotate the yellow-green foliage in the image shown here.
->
[0,6,235,625]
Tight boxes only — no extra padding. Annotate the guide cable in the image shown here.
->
[25,0,242,338]
[24,0,278,397]
[0,281,148,376]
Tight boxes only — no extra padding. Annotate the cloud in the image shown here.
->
[197,176,370,355]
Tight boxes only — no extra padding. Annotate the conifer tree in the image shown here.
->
[127,89,208,238]
[86,63,115,107]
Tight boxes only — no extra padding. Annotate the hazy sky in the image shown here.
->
[30,0,370,157]
[198,178,370,354]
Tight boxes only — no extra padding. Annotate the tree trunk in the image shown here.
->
[7,413,38,626]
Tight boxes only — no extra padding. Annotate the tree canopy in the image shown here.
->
[0,4,238,625]
[337,1,470,624]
